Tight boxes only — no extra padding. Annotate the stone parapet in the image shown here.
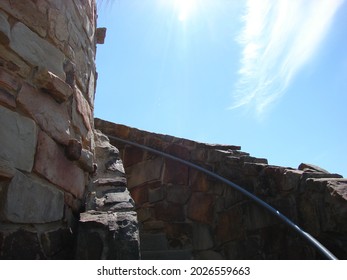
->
[95,118,347,260]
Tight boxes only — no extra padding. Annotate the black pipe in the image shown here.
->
[106,134,338,260]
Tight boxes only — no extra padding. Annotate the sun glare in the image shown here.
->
[174,0,197,22]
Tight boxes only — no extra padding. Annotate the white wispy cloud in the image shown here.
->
[231,0,344,116]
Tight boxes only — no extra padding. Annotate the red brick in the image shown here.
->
[34,131,85,198]
[187,193,215,224]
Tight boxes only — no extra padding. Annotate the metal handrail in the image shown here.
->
[106,134,338,260]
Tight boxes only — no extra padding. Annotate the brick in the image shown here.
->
[0,106,37,172]
[17,83,71,145]
[187,193,215,224]
[10,22,65,79]
[0,171,64,223]
[34,68,73,103]
[34,131,85,198]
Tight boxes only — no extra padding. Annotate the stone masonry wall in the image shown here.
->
[0,0,97,259]
[95,118,347,260]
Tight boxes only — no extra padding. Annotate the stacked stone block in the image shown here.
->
[95,118,347,259]
[0,0,97,259]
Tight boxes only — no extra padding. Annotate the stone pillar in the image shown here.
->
[75,131,140,259]
[0,0,97,259]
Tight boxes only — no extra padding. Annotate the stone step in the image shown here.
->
[141,249,192,260]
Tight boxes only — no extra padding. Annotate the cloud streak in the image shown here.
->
[231,0,344,116]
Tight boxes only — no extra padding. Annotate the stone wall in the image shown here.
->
[0,0,97,259]
[95,118,347,260]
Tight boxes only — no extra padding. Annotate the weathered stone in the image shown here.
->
[167,184,191,204]
[34,68,73,103]
[298,163,330,174]
[123,146,144,167]
[190,170,210,192]
[0,11,10,45]
[0,171,64,223]
[215,206,245,244]
[10,22,65,79]
[163,159,189,185]
[282,169,303,192]
[95,177,127,187]
[0,45,31,78]
[0,68,19,93]
[64,192,83,213]
[0,0,47,37]
[155,201,185,222]
[143,220,166,231]
[87,70,95,105]
[140,233,168,251]
[73,87,92,131]
[17,83,71,145]
[129,185,148,206]
[192,224,214,250]
[41,228,74,259]
[65,139,82,161]
[96,27,107,44]
[34,131,85,198]
[127,158,163,188]
[0,106,37,172]
[0,157,15,180]
[148,186,165,203]
[187,193,215,224]
[0,88,16,108]
[76,210,140,259]
[137,208,153,222]
[2,229,44,260]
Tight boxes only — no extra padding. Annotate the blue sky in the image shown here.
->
[95,0,347,177]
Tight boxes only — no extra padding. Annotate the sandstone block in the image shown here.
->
[17,83,71,145]
[73,87,92,131]
[163,159,189,185]
[0,11,10,45]
[0,88,16,109]
[76,210,140,259]
[0,106,37,172]
[1,229,44,260]
[187,193,215,224]
[0,45,31,78]
[155,201,185,222]
[192,224,214,250]
[0,157,15,180]
[127,158,163,188]
[167,184,191,204]
[34,131,85,198]
[0,0,47,37]
[10,22,65,79]
[34,68,73,103]
[0,171,64,223]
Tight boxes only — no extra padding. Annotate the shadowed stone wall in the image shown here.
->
[0,0,140,260]
[95,118,347,260]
